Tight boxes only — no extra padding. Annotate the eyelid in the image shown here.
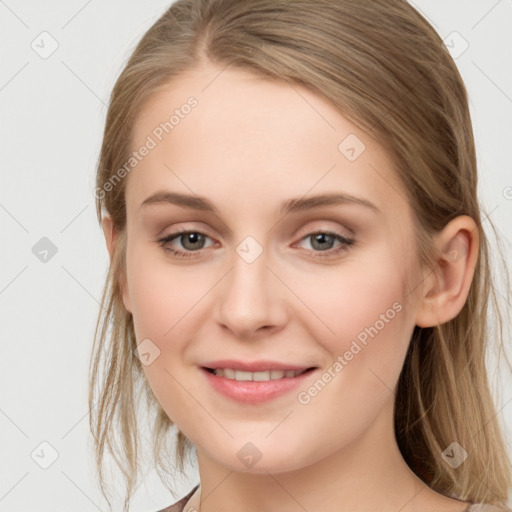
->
[159,220,354,245]
[293,220,354,240]
[158,223,355,261]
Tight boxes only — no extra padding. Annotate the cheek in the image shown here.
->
[126,244,207,342]
[125,245,206,417]
[125,244,221,405]
[287,252,414,434]
[292,249,413,384]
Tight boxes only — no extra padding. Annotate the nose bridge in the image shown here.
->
[215,234,284,336]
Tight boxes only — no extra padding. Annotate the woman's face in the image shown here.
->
[120,63,426,474]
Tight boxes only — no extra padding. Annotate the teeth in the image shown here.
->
[212,368,307,381]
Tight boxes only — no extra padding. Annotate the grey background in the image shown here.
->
[1,1,511,511]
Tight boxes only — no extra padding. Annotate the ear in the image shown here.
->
[101,215,132,314]
[414,215,479,327]
[102,214,116,262]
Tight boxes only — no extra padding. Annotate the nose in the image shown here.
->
[214,245,287,339]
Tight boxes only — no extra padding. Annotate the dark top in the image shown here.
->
[156,485,508,512]
[156,484,199,512]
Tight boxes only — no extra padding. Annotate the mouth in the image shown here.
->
[200,365,319,404]
[202,366,317,381]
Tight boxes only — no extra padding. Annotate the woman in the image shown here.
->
[89,1,512,510]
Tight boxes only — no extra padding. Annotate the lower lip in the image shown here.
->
[200,367,317,404]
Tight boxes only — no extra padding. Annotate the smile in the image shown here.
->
[200,366,317,404]
[204,367,312,381]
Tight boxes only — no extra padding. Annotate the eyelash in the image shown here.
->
[157,228,355,260]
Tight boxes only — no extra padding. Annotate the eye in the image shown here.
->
[157,228,355,260]
[294,231,355,258]
[157,229,215,259]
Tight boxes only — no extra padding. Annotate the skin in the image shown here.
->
[102,62,479,511]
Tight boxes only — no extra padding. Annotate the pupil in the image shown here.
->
[183,233,203,250]
[313,233,333,251]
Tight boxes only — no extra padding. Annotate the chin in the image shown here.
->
[203,439,316,475]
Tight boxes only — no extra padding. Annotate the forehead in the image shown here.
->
[127,63,408,221]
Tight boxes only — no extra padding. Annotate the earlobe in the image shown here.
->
[415,215,479,328]
[101,215,132,314]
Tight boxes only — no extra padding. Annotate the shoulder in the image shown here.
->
[155,484,200,512]
[465,503,511,512]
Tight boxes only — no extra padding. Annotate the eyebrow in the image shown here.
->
[140,191,380,215]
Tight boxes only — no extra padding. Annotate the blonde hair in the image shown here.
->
[89,0,512,510]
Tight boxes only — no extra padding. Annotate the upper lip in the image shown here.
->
[201,359,316,372]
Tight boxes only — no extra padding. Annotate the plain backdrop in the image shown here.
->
[1,1,511,511]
